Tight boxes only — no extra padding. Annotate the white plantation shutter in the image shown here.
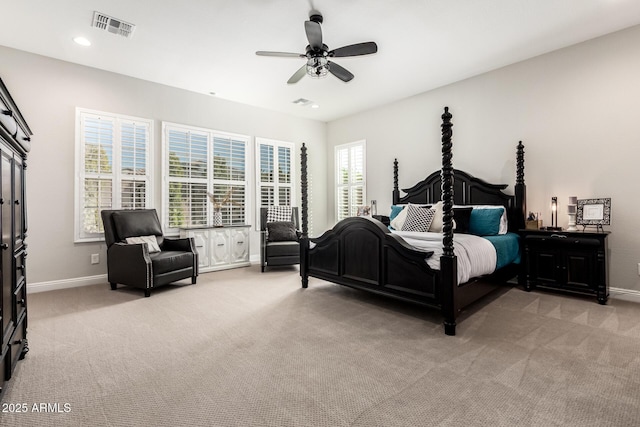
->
[212,135,247,225]
[121,121,149,209]
[76,109,152,241]
[163,123,248,231]
[335,140,366,222]
[256,139,295,224]
[166,129,209,228]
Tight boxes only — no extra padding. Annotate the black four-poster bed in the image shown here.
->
[299,107,526,335]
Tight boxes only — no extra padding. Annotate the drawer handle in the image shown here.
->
[217,243,225,247]
[22,136,31,142]
[1,243,8,250]
[19,298,25,306]
[15,200,20,205]
[2,109,13,117]
[12,339,22,345]
[236,241,244,244]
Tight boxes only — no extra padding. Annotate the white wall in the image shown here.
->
[328,24,640,291]
[0,45,327,285]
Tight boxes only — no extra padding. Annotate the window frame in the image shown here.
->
[255,138,296,228]
[335,140,366,222]
[162,122,250,235]
[74,108,154,242]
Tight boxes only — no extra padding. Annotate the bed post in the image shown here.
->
[514,141,526,230]
[393,158,400,205]
[300,143,309,288]
[439,107,458,336]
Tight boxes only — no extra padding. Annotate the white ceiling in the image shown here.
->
[2,0,640,122]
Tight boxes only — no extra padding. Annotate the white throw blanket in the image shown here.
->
[391,231,497,284]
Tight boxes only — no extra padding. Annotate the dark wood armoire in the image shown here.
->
[0,77,31,399]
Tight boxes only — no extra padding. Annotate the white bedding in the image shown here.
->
[391,231,497,284]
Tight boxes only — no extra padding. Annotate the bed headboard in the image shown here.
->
[393,168,514,208]
[392,141,526,232]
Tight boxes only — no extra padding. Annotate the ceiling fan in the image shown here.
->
[256,11,378,84]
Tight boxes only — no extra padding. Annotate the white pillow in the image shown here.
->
[390,205,409,230]
[125,235,161,253]
[455,205,508,234]
[428,201,444,232]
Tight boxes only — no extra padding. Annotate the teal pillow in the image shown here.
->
[389,205,404,221]
[469,208,503,236]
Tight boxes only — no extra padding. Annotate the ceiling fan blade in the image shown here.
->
[287,64,307,84]
[329,42,378,57]
[304,20,323,50]
[256,51,305,58]
[328,61,354,82]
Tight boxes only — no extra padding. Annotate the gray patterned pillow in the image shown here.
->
[267,221,298,242]
[401,204,436,232]
[267,205,292,223]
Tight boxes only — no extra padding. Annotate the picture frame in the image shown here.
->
[576,198,611,225]
[357,205,371,217]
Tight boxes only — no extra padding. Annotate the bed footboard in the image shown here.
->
[301,217,441,307]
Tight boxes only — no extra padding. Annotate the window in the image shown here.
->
[75,109,152,241]
[256,138,295,217]
[163,123,248,233]
[335,140,366,222]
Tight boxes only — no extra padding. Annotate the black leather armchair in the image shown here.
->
[260,207,300,272]
[101,209,198,297]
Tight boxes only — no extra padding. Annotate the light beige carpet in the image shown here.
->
[3,266,640,426]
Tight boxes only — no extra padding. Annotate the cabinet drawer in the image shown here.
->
[13,282,26,322]
[525,235,600,247]
[14,127,31,152]
[1,351,6,389]
[6,317,26,380]
[0,98,17,138]
[15,251,26,288]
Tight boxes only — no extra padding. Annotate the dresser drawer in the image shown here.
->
[15,251,26,288]
[0,97,17,138]
[13,282,26,322]
[6,317,26,380]
[524,234,600,247]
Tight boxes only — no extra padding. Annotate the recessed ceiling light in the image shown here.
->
[73,36,91,47]
[310,104,320,109]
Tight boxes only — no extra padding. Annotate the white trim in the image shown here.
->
[27,274,108,294]
[26,273,640,305]
[610,287,640,303]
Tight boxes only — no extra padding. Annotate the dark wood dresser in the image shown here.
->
[0,78,31,399]
[519,229,609,304]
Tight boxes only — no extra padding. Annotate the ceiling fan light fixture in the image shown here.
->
[306,57,329,79]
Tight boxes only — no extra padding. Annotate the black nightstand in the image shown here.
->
[372,215,390,226]
[518,229,610,304]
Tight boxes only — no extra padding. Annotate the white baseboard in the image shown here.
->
[27,273,640,304]
[610,287,640,303]
[27,274,108,294]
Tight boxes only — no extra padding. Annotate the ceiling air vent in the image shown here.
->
[292,98,312,106]
[92,11,136,39]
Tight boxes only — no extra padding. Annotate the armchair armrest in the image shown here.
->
[107,243,152,288]
[163,237,196,253]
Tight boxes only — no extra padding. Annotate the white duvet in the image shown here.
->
[391,231,497,284]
